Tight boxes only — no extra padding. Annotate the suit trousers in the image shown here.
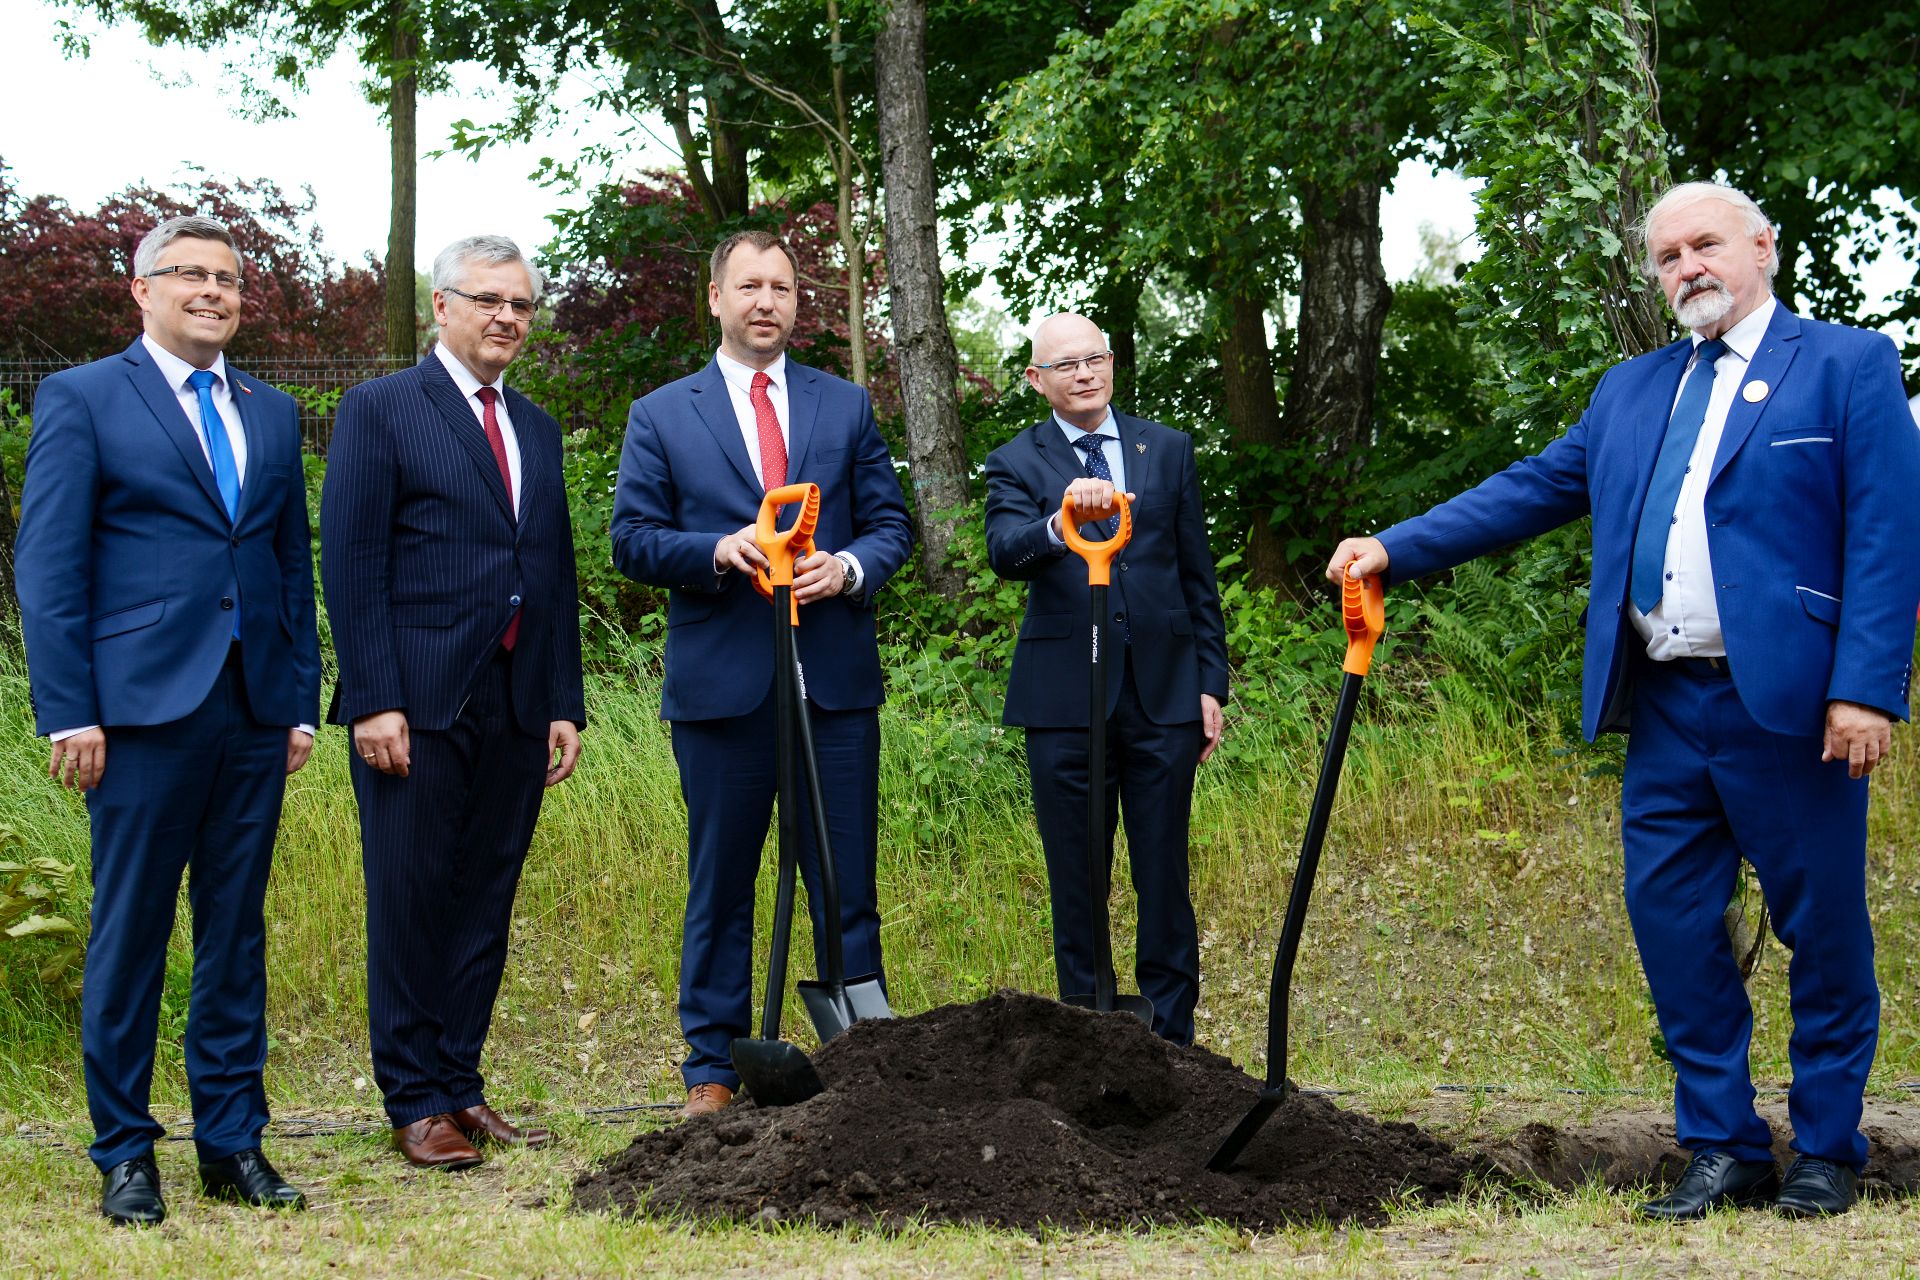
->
[1024,650,1202,1045]
[670,687,883,1088]
[1622,657,1876,1168]
[355,651,548,1127]
[82,645,287,1170]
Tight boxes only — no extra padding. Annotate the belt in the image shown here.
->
[1671,655,1732,679]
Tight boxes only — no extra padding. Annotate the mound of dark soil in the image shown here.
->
[573,991,1469,1230]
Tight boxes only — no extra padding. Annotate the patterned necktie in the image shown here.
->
[1073,432,1119,539]
[476,387,520,650]
[187,369,240,522]
[1630,337,1729,615]
[751,371,787,491]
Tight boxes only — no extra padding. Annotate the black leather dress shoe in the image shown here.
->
[199,1148,307,1210]
[1775,1156,1859,1217]
[1638,1149,1779,1220]
[101,1155,165,1226]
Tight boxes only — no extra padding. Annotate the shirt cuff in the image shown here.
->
[837,551,865,596]
[1046,513,1066,547]
[49,725,100,742]
[295,725,315,738]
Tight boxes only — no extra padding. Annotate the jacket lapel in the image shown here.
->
[1708,304,1802,487]
[505,388,551,538]
[121,339,228,519]
[1116,412,1154,492]
[690,359,765,497]
[1032,417,1083,492]
[784,359,820,482]
[418,356,514,523]
[1632,339,1695,508]
[229,367,268,524]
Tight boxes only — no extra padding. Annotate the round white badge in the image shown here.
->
[1742,380,1769,403]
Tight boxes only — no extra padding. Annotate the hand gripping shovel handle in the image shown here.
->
[752,483,822,624]
[1207,571,1384,1171]
[1060,490,1132,585]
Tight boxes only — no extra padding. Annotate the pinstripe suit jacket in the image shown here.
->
[321,355,586,737]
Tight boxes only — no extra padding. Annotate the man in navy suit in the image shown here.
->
[610,230,913,1115]
[16,215,321,1223]
[1330,183,1920,1219]
[983,313,1229,1046]
[321,235,585,1168]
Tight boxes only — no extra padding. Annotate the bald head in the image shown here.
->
[1024,312,1116,429]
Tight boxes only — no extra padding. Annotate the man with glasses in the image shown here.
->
[321,234,585,1169]
[17,215,322,1223]
[983,311,1228,1046]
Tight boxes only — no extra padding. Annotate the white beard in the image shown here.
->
[1673,279,1735,330]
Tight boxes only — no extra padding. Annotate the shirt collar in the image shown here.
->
[1054,408,1117,444]
[434,342,506,402]
[716,348,786,393]
[142,334,227,392]
[1692,294,1776,365]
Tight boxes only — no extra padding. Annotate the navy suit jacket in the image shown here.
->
[983,411,1229,728]
[17,339,321,734]
[1379,303,1920,739]
[609,357,913,721]
[320,356,586,737]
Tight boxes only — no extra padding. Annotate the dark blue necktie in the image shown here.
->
[1630,338,1728,615]
[1072,432,1119,539]
[188,369,241,522]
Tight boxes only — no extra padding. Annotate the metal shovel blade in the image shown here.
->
[1206,1082,1288,1171]
[729,1035,826,1108]
[1063,991,1156,1025]
[797,970,892,1043]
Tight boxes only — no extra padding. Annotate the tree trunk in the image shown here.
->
[385,17,419,362]
[829,0,867,386]
[1217,287,1287,586]
[876,0,971,599]
[1093,271,1139,410]
[1274,175,1393,578]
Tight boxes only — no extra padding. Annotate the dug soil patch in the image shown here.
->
[573,991,1469,1229]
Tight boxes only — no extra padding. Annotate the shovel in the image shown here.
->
[1058,490,1156,1025]
[729,483,830,1108]
[1206,568,1385,1172]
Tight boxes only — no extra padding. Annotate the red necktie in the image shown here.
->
[751,371,787,491]
[476,387,520,650]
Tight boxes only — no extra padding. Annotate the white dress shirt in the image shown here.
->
[1630,295,1778,660]
[434,343,521,518]
[711,348,863,592]
[1047,408,1125,546]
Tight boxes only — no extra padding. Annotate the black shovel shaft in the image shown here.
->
[759,584,804,1042]
[787,650,847,988]
[1087,582,1116,1013]
[1257,669,1365,1089]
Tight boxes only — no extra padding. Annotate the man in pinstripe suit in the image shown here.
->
[321,235,586,1169]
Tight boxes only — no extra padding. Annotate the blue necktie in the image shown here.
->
[1072,432,1119,539]
[1630,338,1728,615]
[188,369,241,522]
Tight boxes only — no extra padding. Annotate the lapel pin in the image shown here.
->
[1135,442,1146,453]
[1742,380,1768,403]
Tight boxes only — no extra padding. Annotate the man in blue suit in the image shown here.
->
[983,312,1229,1045]
[16,215,322,1224]
[322,235,585,1169]
[1330,182,1920,1219]
[610,230,913,1115]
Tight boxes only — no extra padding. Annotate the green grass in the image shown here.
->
[4,628,1919,1275]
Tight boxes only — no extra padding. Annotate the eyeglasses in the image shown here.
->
[445,287,537,322]
[1033,351,1113,376]
[147,264,245,293]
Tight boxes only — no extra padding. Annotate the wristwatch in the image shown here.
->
[834,552,858,595]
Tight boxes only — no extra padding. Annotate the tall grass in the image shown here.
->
[2,607,1917,1128]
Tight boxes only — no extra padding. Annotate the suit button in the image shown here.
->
[1120,562,1130,572]
[1113,611,1124,622]
[230,535,240,547]
[221,597,234,610]
[510,595,522,607]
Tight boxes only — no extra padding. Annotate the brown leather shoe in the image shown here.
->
[682,1083,734,1118]
[393,1114,484,1170]
[451,1103,552,1149]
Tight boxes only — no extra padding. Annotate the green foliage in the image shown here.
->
[0,832,85,998]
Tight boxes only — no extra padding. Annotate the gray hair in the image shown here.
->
[432,234,545,300]
[133,215,244,279]
[1638,182,1778,283]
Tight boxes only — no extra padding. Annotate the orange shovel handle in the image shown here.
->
[753,483,820,623]
[1060,491,1133,586]
[1341,571,1386,676]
